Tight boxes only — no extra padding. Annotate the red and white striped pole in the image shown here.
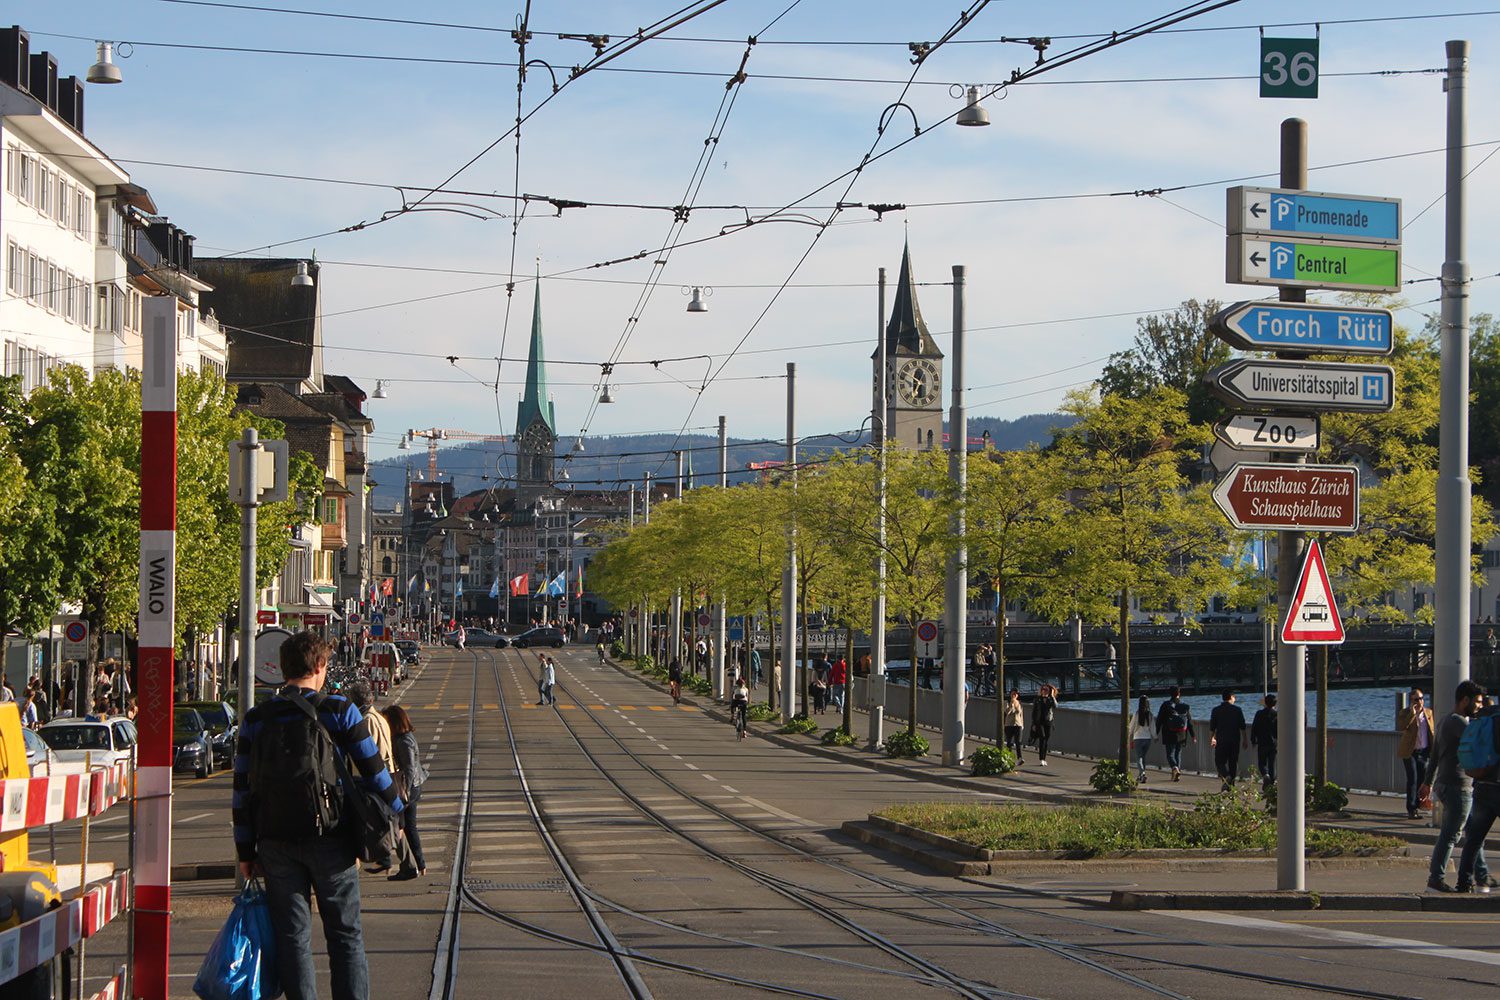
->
[132,296,177,999]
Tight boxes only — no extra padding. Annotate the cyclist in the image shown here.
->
[731,675,750,740]
[596,640,607,664]
[668,657,683,705]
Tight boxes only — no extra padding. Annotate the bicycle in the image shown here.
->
[731,701,748,740]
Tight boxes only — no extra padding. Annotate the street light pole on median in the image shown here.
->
[782,363,798,721]
[870,268,888,750]
[942,265,968,766]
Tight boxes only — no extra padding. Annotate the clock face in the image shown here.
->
[897,359,940,407]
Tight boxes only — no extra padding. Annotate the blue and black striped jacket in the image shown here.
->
[232,686,404,862]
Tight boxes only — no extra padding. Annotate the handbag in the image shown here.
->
[193,879,281,1000]
[286,695,401,866]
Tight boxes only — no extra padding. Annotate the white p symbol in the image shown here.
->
[1273,196,1293,223]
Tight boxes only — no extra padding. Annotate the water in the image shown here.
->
[1069,685,1414,733]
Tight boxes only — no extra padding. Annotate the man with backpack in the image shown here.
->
[233,632,405,1000]
[1156,687,1195,782]
[1419,680,1494,893]
[1456,688,1500,893]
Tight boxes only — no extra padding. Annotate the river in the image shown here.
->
[1070,685,1417,733]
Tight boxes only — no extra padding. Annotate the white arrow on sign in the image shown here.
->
[1214,413,1319,452]
[1207,358,1395,413]
[1209,439,1271,476]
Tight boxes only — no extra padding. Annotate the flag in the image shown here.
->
[575,566,584,598]
[407,573,419,593]
[535,574,548,597]
[456,579,464,598]
[546,571,567,597]
[381,578,394,596]
[489,578,500,599]
[423,580,431,593]
[510,573,529,597]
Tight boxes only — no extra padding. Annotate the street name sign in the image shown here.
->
[1212,463,1360,533]
[1226,236,1401,293]
[1207,358,1394,413]
[1211,300,1393,355]
[1228,187,1400,244]
[1281,540,1345,645]
[1214,413,1319,452]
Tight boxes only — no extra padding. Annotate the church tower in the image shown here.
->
[516,283,557,502]
[873,240,944,450]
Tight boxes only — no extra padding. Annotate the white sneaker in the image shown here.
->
[1038,759,1048,766]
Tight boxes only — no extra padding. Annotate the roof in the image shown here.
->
[878,239,942,360]
[196,257,319,381]
[516,282,555,435]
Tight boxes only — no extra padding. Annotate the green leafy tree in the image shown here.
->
[1096,299,1231,425]
[0,377,65,637]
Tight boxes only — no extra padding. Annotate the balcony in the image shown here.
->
[321,520,346,548]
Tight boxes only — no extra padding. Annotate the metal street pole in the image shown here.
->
[236,426,260,728]
[714,415,729,700]
[782,363,798,721]
[942,265,968,766]
[870,268,889,750]
[671,451,684,673]
[642,472,652,660]
[1275,117,1309,892]
[1434,39,1472,718]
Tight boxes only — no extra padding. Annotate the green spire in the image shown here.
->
[517,281,555,434]
[885,238,942,358]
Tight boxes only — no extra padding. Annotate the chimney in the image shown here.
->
[27,50,57,110]
[0,26,28,93]
[55,76,83,132]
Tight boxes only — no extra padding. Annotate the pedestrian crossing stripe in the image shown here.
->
[648,706,666,711]
[678,706,694,711]
[618,706,635,710]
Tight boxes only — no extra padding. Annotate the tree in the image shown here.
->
[1097,299,1231,425]
[0,376,66,638]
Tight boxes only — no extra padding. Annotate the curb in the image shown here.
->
[172,863,236,882]
[1109,889,1500,911]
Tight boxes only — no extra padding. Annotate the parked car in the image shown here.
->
[38,717,137,770]
[23,727,55,776]
[510,626,566,649]
[172,708,215,779]
[457,628,510,648]
[179,700,236,768]
[395,639,422,665]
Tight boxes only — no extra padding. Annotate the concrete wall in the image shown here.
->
[852,677,1409,796]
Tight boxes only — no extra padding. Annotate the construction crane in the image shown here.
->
[402,427,509,481]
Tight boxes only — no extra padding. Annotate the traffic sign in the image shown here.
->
[255,609,277,625]
[371,612,385,627]
[1209,439,1271,476]
[1228,187,1400,244]
[1211,300,1394,355]
[1227,236,1400,293]
[1260,37,1318,99]
[915,620,939,659]
[1281,540,1345,645]
[1212,463,1360,533]
[1214,413,1319,453]
[255,627,292,685]
[348,612,362,626]
[697,613,712,628]
[61,618,89,659]
[1207,358,1394,413]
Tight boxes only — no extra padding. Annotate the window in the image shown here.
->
[73,189,89,239]
[44,263,58,313]
[382,556,393,575]
[26,253,39,302]
[3,341,15,377]
[323,498,340,523]
[3,148,13,197]
[6,242,21,295]
[17,154,31,203]
[55,176,68,227]
[36,166,49,216]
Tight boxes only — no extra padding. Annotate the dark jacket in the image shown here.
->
[392,730,428,794]
[1209,702,1247,742]
[1156,698,1194,743]
[1250,707,1277,749]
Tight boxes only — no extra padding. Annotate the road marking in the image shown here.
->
[735,796,810,825]
[720,785,739,793]
[618,706,635,711]
[671,755,682,760]
[678,706,694,711]
[1163,912,1500,969]
[649,706,666,711]
[684,763,699,771]
[701,774,717,781]
[178,812,214,824]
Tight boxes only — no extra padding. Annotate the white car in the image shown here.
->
[37,717,137,770]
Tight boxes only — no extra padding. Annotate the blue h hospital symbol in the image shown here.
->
[1362,374,1384,401]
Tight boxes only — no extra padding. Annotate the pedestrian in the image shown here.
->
[233,631,404,1000]
[1209,690,1248,789]
[668,657,683,705]
[830,656,848,713]
[0,675,14,702]
[456,625,466,651]
[771,660,783,705]
[1420,680,1492,892]
[1250,693,1278,792]
[1031,684,1058,766]
[381,705,428,881]
[750,647,763,689]
[1002,688,1025,765]
[347,682,400,875]
[1130,695,1153,782]
[1156,686,1196,782]
[1397,688,1436,819]
[541,655,557,705]
[1456,700,1500,893]
[695,637,708,672]
[811,663,828,713]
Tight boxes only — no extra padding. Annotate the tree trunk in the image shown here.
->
[908,608,919,735]
[1118,587,1131,769]
[994,577,1006,746]
[799,586,809,718]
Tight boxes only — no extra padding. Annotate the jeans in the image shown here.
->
[1458,782,1499,886]
[399,786,425,872]
[1163,739,1185,771]
[1257,747,1277,789]
[1133,738,1151,775]
[1004,726,1023,762]
[1431,783,1487,882]
[1034,722,1052,761]
[1214,743,1241,785]
[1402,750,1430,813]
[259,835,368,1000]
[832,684,846,711]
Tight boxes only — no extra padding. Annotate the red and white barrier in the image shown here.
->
[0,761,131,833]
[87,965,127,1000]
[0,873,130,986]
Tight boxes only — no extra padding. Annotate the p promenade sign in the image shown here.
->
[1228,187,1400,244]
[1212,463,1360,533]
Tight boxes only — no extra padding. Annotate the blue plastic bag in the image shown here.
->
[193,880,282,1000]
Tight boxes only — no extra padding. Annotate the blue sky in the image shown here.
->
[22,2,1500,459]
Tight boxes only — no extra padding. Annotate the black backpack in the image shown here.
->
[250,691,344,841]
[1162,701,1190,736]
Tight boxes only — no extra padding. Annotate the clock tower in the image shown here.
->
[873,240,944,450]
[516,282,556,503]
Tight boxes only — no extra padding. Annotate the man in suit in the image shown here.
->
[1398,688,1436,819]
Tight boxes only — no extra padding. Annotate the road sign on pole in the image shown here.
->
[1214,413,1319,452]
[1211,300,1394,355]
[1212,463,1360,533]
[915,620,939,659]
[1281,540,1345,644]
[1227,235,1401,292]
[1260,37,1318,99]
[61,618,89,659]
[1207,358,1395,413]
[1228,187,1400,244]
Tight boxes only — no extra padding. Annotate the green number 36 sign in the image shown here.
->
[1261,37,1319,99]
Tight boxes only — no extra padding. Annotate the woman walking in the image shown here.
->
[382,705,428,880]
[1002,689,1025,765]
[1131,695,1154,782]
[1031,684,1059,766]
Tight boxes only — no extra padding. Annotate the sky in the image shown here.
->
[21,1,1500,465]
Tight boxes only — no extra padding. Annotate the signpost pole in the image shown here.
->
[942,265,968,767]
[1434,39,1471,718]
[781,363,798,722]
[870,269,888,750]
[237,426,260,730]
[714,415,728,701]
[1275,117,1309,892]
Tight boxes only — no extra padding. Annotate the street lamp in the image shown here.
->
[87,42,123,84]
[954,85,991,126]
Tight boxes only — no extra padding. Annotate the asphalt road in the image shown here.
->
[140,645,1500,999]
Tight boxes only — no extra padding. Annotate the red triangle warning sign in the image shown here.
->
[1281,540,1345,645]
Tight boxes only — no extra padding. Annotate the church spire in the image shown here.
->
[516,280,555,435]
[883,238,943,359]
